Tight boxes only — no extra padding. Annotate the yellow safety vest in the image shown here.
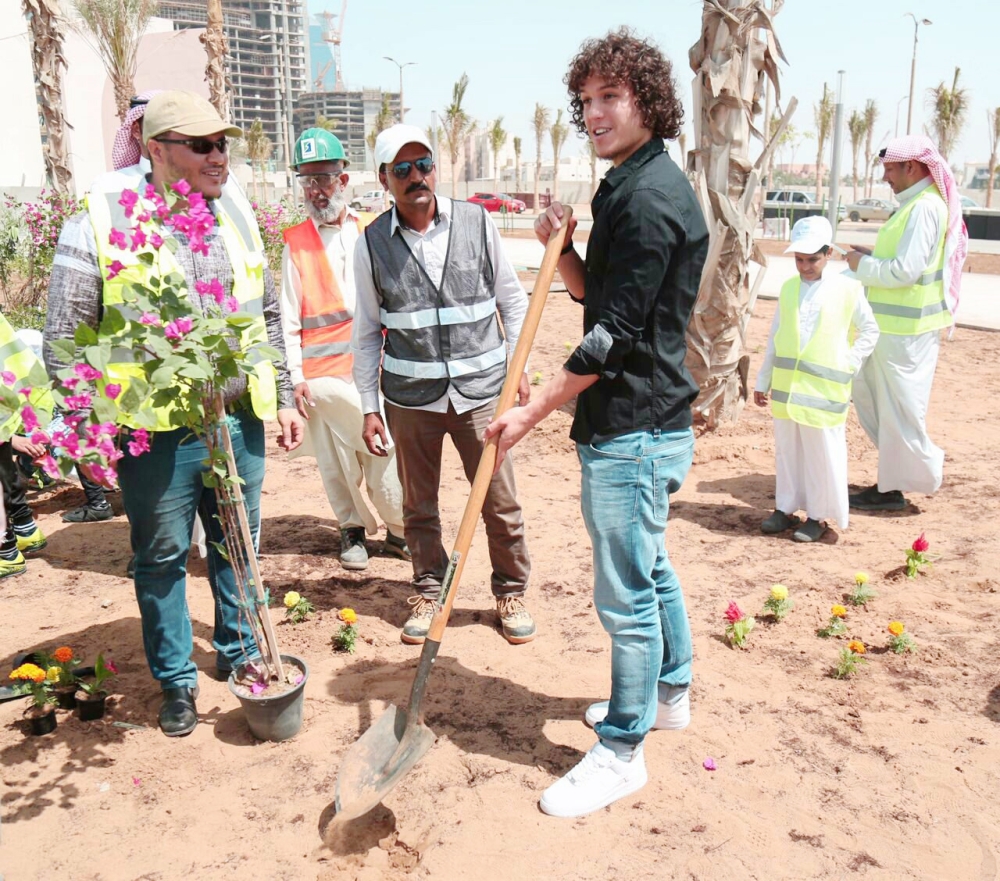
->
[0,313,53,437]
[87,186,277,431]
[867,186,950,335]
[770,275,860,429]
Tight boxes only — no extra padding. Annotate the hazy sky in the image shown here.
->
[321,0,995,172]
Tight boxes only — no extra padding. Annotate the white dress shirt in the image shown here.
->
[352,196,528,415]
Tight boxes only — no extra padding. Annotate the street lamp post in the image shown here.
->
[895,94,909,138]
[904,13,932,135]
[828,71,846,236]
[383,57,416,123]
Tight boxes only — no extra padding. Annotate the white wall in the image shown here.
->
[0,4,47,190]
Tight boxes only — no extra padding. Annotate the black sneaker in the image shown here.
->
[63,504,114,523]
[848,485,907,511]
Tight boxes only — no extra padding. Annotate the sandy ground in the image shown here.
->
[2,287,1000,881]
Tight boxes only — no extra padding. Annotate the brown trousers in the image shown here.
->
[385,400,530,600]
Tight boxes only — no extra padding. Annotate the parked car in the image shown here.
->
[960,196,979,210]
[845,198,895,222]
[468,192,526,213]
[763,189,846,218]
[350,189,393,213]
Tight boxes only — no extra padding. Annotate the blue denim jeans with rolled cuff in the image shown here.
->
[118,410,265,689]
[578,428,695,747]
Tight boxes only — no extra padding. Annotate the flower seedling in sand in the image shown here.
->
[77,653,118,697]
[887,621,916,654]
[48,645,80,688]
[531,371,543,386]
[762,584,793,621]
[905,533,937,579]
[9,663,55,710]
[283,590,314,624]
[724,601,755,648]
[833,640,867,679]
[817,605,848,638]
[333,608,359,654]
[847,571,877,606]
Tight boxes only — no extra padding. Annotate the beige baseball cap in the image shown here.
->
[143,91,242,141]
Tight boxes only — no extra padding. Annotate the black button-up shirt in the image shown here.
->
[564,137,708,444]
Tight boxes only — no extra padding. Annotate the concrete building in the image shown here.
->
[293,90,401,171]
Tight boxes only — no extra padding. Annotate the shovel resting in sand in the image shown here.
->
[334,208,573,821]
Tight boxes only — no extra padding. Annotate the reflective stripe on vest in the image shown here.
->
[87,186,277,430]
[0,315,52,436]
[282,218,354,380]
[770,275,860,429]
[383,342,507,379]
[867,186,950,335]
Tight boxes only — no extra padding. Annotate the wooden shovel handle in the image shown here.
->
[426,208,573,643]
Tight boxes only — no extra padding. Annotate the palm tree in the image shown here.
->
[862,99,879,198]
[488,117,507,192]
[585,138,598,196]
[512,136,522,192]
[813,83,834,202]
[925,67,969,160]
[443,74,474,195]
[987,107,1000,209]
[847,110,866,202]
[202,0,230,119]
[72,0,158,123]
[549,109,569,202]
[22,0,72,193]
[531,103,550,213]
[245,120,273,202]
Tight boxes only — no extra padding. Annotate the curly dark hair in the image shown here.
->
[564,27,683,141]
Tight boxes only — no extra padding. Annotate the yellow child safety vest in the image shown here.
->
[86,186,277,431]
[770,275,861,429]
[0,313,53,437]
[866,185,950,335]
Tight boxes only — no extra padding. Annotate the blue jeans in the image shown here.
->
[578,428,695,746]
[118,410,265,689]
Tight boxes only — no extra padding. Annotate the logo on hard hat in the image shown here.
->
[301,138,317,160]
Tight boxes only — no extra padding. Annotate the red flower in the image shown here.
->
[724,601,744,624]
[912,533,929,553]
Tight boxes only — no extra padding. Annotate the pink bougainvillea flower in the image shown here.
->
[912,533,929,553]
[224,296,239,313]
[148,231,164,249]
[64,393,93,410]
[130,227,147,251]
[164,321,186,341]
[108,228,127,249]
[63,413,84,430]
[104,383,122,400]
[106,260,125,279]
[703,757,717,771]
[139,312,161,326]
[250,681,267,695]
[30,430,50,445]
[724,601,744,624]
[132,777,141,786]
[61,376,79,390]
[20,405,38,432]
[143,183,157,200]
[118,189,139,217]
[0,370,15,386]
[127,428,150,457]
[18,386,33,397]
[74,363,103,381]
[38,454,60,479]
[172,179,192,197]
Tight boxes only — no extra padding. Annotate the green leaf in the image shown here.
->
[119,384,143,413]
[177,364,211,380]
[92,395,117,423]
[99,307,127,336]
[84,345,110,372]
[137,252,155,266]
[27,361,50,387]
[48,339,77,364]
[74,323,99,347]
[150,365,175,387]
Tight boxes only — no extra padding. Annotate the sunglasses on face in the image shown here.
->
[296,172,342,189]
[154,136,228,155]
[389,156,434,180]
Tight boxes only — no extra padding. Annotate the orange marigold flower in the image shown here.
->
[338,608,358,625]
[831,605,847,618]
[888,621,905,636]
[847,640,866,654]
[53,646,74,663]
[10,663,47,683]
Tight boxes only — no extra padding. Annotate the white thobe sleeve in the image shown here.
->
[485,215,528,364]
[854,200,942,289]
[754,307,783,393]
[278,244,305,386]
[847,292,880,374]
[351,232,387,415]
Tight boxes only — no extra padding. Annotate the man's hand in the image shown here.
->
[534,201,578,247]
[753,390,768,407]
[362,412,389,457]
[517,372,530,407]
[846,246,872,272]
[11,434,47,458]
[277,408,305,452]
[293,381,315,420]
[484,405,537,474]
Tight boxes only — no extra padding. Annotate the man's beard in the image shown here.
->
[307,191,347,225]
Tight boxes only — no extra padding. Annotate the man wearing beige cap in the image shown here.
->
[351,123,535,646]
[45,90,304,737]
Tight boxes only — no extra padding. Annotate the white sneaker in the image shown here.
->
[584,688,690,730]
[540,741,647,818]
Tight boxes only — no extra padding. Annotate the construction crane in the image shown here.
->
[317,0,348,92]
[314,60,333,91]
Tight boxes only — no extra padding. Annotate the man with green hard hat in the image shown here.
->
[279,128,408,571]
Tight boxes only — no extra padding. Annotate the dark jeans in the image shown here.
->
[0,441,34,541]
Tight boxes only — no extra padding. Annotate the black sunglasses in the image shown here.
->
[389,156,434,180]
[154,136,228,155]
[129,96,149,109]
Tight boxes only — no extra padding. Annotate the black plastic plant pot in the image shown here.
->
[54,686,77,710]
[76,692,107,722]
[26,708,57,736]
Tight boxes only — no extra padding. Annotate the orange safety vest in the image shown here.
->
[283,217,367,380]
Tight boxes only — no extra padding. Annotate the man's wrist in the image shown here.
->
[560,241,575,256]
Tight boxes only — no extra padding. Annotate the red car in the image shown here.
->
[468,192,526,213]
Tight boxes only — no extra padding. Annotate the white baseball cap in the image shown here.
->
[374,124,434,168]
[784,215,833,254]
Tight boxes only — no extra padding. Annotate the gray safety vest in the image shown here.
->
[364,200,507,407]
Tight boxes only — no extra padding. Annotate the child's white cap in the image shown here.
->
[784,216,833,254]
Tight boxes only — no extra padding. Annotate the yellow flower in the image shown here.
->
[46,666,61,682]
[831,605,847,618]
[888,621,905,636]
[770,584,788,601]
[847,640,866,654]
[10,663,47,683]
[854,572,869,586]
[53,646,74,663]
[339,608,358,625]
[283,591,301,609]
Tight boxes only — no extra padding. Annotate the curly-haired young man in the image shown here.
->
[486,27,709,817]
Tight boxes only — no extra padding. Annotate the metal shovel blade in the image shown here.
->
[334,703,437,821]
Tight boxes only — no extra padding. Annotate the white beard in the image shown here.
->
[307,191,347,226]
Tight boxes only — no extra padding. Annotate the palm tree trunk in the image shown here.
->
[202,0,231,119]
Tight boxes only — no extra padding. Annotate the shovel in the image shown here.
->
[334,208,573,821]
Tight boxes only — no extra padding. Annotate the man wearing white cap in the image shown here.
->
[351,123,534,646]
[846,135,969,511]
[755,216,879,542]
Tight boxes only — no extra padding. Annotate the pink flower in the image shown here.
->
[912,533,929,553]
[20,405,38,432]
[104,383,122,400]
[189,237,210,257]
[1,371,15,385]
[64,393,93,410]
[18,387,33,398]
[724,601,744,624]
[74,363,103,381]
[30,430,50,445]
[144,183,156,200]
[127,428,150,457]
[139,312,161,326]
[149,232,164,249]
[172,179,192,197]
[224,296,239,313]
[107,260,125,279]
[108,228,127,249]
[703,757,717,771]
[118,189,139,217]
[130,227,147,251]
[61,377,79,390]
[63,413,84,430]
[250,681,267,695]
[38,454,60,480]
[88,464,118,487]
[105,659,119,674]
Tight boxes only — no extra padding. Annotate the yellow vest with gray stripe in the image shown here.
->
[770,275,860,428]
[0,314,53,436]
[867,185,950,335]
[363,201,507,407]
[86,185,277,431]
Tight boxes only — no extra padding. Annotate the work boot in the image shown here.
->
[158,686,198,737]
[760,510,801,534]
[496,596,537,644]
[792,518,827,542]
[15,526,47,555]
[383,531,411,561]
[848,485,907,511]
[339,527,369,571]
[401,596,436,645]
[62,502,114,523]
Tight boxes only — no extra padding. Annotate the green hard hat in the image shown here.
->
[293,128,349,168]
